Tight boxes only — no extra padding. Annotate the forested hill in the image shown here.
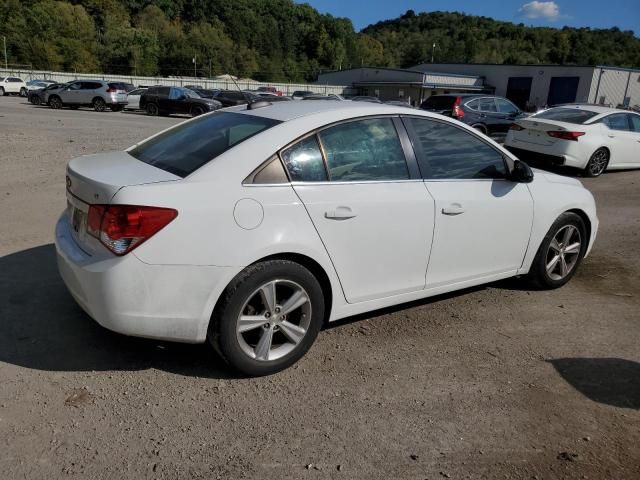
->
[363,10,640,69]
[1,1,638,82]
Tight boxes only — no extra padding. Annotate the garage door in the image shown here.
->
[547,77,580,106]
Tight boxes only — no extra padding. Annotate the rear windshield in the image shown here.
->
[421,96,458,110]
[533,108,599,124]
[129,112,281,177]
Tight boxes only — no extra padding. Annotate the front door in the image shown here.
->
[602,113,640,166]
[282,117,435,303]
[403,116,534,288]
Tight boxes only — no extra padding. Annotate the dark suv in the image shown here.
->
[420,94,526,140]
[140,86,222,116]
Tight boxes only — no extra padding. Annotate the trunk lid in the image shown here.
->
[65,151,180,255]
[510,118,581,146]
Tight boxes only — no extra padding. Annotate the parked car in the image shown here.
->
[420,94,526,140]
[56,101,597,376]
[351,96,382,103]
[385,100,414,108]
[257,86,283,96]
[0,76,27,96]
[302,94,345,101]
[48,80,128,112]
[28,82,68,105]
[210,89,252,107]
[140,86,222,116]
[108,82,135,93]
[291,90,314,100]
[505,105,640,177]
[124,88,147,110]
[25,79,55,93]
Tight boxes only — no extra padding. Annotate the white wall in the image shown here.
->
[589,68,640,107]
[0,68,352,96]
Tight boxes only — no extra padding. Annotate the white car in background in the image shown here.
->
[25,79,55,93]
[505,105,640,177]
[0,76,27,96]
[56,101,598,376]
[124,88,147,110]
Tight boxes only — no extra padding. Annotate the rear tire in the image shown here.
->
[209,260,325,376]
[93,97,106,112]
[583,148,609,177]
[528,212,587,290]
[145,103,159,116]
[0,87,5,96]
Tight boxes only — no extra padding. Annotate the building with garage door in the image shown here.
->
[317,64,640,110]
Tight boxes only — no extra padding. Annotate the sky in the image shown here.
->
[299,0,640,34]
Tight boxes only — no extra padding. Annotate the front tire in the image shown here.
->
[528,212,587,289]
[584,148,609,177]
[209,260,325,376]
[31,96,41,105]
[49,95,62,109]
[191,105,205,117]
[0,87,5,96]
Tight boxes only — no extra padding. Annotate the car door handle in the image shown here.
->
[442,203,465,216]
[325,206,357,220]
[608,134,616,138]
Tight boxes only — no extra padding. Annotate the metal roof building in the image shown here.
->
[317,64,640,110]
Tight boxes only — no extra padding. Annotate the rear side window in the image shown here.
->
[603,114,631,131]
[129,112,281,177]
[478,98,498,112]
[318,118,409,181]
[534,108,598,124]
[281,135,327,182]
[629,114,640,132]
[407,117,507,180]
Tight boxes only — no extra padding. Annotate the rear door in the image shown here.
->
[476,97,505,137]
[283,117,435,303]
[403,116,533,287]
[601,113,640,166]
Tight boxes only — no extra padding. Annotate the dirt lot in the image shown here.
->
[0,96,638,479]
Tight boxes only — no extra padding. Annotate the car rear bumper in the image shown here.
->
[505,137,587,169]
[55,212,235,343]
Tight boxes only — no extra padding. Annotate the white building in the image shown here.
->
[317,64,640,110]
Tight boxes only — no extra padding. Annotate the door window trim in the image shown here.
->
[400,114,514,181]
[244,114,422,186]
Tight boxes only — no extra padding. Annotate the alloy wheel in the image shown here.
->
[236,280,311,362]
[588,149,608,176]
[545,225,582,281]
[50,97,61,109]
[93,98,106,112]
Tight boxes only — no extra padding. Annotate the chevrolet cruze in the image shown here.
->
[56,101,598,376]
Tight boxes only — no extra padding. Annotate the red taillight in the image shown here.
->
[510,123,525,131]
[87,205,177,255]
[106,87,117,93]
[547,130,585,141]
[452,96,464,118]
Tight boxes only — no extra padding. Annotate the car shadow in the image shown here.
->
[0,244,235,379]
[548,358,640,410]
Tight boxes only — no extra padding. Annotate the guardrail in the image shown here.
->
[0,68,353,96]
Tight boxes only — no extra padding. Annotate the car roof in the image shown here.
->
[549,104,627,114]
[232,99,408,122]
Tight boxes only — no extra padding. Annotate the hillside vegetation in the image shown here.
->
[1,1,638,81]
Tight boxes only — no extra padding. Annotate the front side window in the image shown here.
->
[628,114,640,133]
[603,114,631,131]
[318,118,409,181]
[407,117,507,180]
[169,87,184,100]
[496,98,519,114]
[129,112,281,177]
[281,135,327,182]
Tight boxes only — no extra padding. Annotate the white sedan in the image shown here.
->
[124,88,147,110]
[56,101,598,376]
[505,105,640,177]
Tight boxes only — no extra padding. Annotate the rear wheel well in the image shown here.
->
[566,208,592,250]
[212,253,333,328]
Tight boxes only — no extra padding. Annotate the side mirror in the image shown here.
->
[511,159,534,183]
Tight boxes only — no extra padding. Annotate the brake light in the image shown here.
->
[87,205,178,255]
[547,130,585,141]
[452,96,464,118]
[510,123,525,131]
[106,87,118,93]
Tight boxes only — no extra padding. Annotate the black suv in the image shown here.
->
[420,94,526,140]
[140,86,222,117]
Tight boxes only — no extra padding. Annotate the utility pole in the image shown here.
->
[2,36,7,70]
[193,54,197,78]
[431,42,436,63]
[209,58,212,78]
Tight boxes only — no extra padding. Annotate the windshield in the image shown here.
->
[183,88,200,98]
[128,112,281,177]
[533,107,599,124]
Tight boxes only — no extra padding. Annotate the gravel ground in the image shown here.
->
[0,96,639,479]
